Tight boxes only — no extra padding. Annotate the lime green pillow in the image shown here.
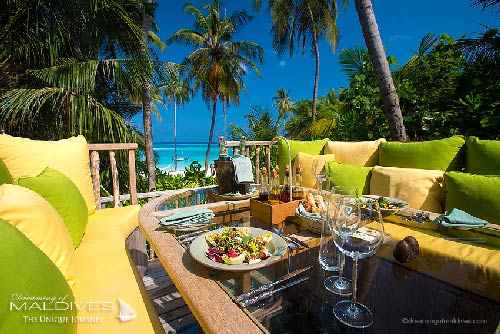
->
[324,162,372,195]
[0,159,13,185]
[16,167,88,248]
[444,172,500,224]
[379,136,465,171]
[465,137,500,175]
[277,138,328,182]
[0,218,77,334]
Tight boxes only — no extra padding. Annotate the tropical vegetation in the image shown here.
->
[167,0,264,171]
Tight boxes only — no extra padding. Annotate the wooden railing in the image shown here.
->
[88,143,138,209]
[88,140,276,209]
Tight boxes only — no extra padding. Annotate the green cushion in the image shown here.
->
[444,172,500,225]
[465,136,500,175]
[0,218,77,334]
[16,167,88,248]
[324,162,372,195]
[277,138,328,182]
[0,159,13,185]
[379,136,465,171]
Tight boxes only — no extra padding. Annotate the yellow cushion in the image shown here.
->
[89,205,140,240]
[324,138,386,166]
[370,166,444,213]
[377,222,500,302]
[293,152,336,189]
[73,207,162,334]
[0,184,76,286]
[0,134,95,214]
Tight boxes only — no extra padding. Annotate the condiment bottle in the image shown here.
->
[268,167,281,205]
[292,164,304,200]
[258,167,269,202]
[280,165,291,202]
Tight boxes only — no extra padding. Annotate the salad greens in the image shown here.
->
[205,227,272,265]
[365,196,406,210]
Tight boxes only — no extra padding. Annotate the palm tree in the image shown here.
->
[353,0,406,141]
[268,0,342,121]
[0,0,154,143]
[159,63,191,171]
[168,0,264,171]
[272,87,294,135]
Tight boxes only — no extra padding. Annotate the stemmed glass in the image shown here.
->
[323,187,353,296]
[332,196,385,328]
[311,159,327,193]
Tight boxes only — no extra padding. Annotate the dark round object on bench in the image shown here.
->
[393,238,418,263]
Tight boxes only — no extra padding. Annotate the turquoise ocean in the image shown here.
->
[154,142,220,171]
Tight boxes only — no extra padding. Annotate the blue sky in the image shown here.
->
[132,0,498,143]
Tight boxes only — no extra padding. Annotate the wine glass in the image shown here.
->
[311,160,327,193]
[332,197,385,328]
[323,187,352,296]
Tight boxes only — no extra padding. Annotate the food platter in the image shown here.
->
[189,227,287,272]
[360,195,409,216]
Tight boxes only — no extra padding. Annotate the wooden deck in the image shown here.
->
[143,259,200,334]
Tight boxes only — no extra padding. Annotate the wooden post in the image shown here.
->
[265,145,271,174]
[255,146,260,184]
[90,151,101,210]
[128,149,138,205]
[109,151,121,207]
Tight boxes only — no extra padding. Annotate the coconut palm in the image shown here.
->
[168,0,264,171]
[353,0,406,141]
[0,0,159,144]
[159,63,192,171]
[268,0,342,121]
[272,87,294,135]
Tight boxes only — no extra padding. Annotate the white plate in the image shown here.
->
[189,227,288,272]
[360,195,409,216]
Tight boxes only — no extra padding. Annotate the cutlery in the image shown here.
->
[273,228,310,248]
[177,229,208,240]
[240,276,309,307]
[235,266,312,302]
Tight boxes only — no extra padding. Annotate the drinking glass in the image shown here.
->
[311,159,326,193]
[332,197,385,328]
[324,187,352,296]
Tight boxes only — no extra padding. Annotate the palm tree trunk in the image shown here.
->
[173,97,178,171]
[354,0,406,141]
[142,82,156,190]
[205,100,217,172]
[142,0,156,189]
[312,30,320,122]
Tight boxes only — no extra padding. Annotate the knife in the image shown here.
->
[273,228,311,248]
[240,276,309,307]
[236,266,312,302]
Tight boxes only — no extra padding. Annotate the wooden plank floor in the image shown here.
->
[143,259,201,334]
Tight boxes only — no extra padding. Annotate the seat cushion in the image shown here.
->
[277,138,328,182]
[0,218,77,334]
[0,159,13,185]
[325,162,372,195]
[293,152,336,189]
[16,167,88,248]
[0,135,95,214]
[444,172,500,225]
[370,166,444,213]
[379,136,465,171]
[0,184,76,286]
[89,205,140,240]
[73,206,160,334]
[465,136,500,175]
[324,138,386,167]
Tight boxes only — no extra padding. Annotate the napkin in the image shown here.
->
[232,154,254,183]
[159,208,215,226]
[433,208,488,228]
[296,203,321,220]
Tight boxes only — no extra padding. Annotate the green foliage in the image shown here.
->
[153,161,217,192]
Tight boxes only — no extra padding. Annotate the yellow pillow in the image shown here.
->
[293,152,336,189]
[370,166,444,213]
[0,134,95,214]
[0,184,76,286]
[324,138,386,166]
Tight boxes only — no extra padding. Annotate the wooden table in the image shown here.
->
[139,196,500,334]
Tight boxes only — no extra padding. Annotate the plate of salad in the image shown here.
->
[360,195,409,216]
[189,226,288,271]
